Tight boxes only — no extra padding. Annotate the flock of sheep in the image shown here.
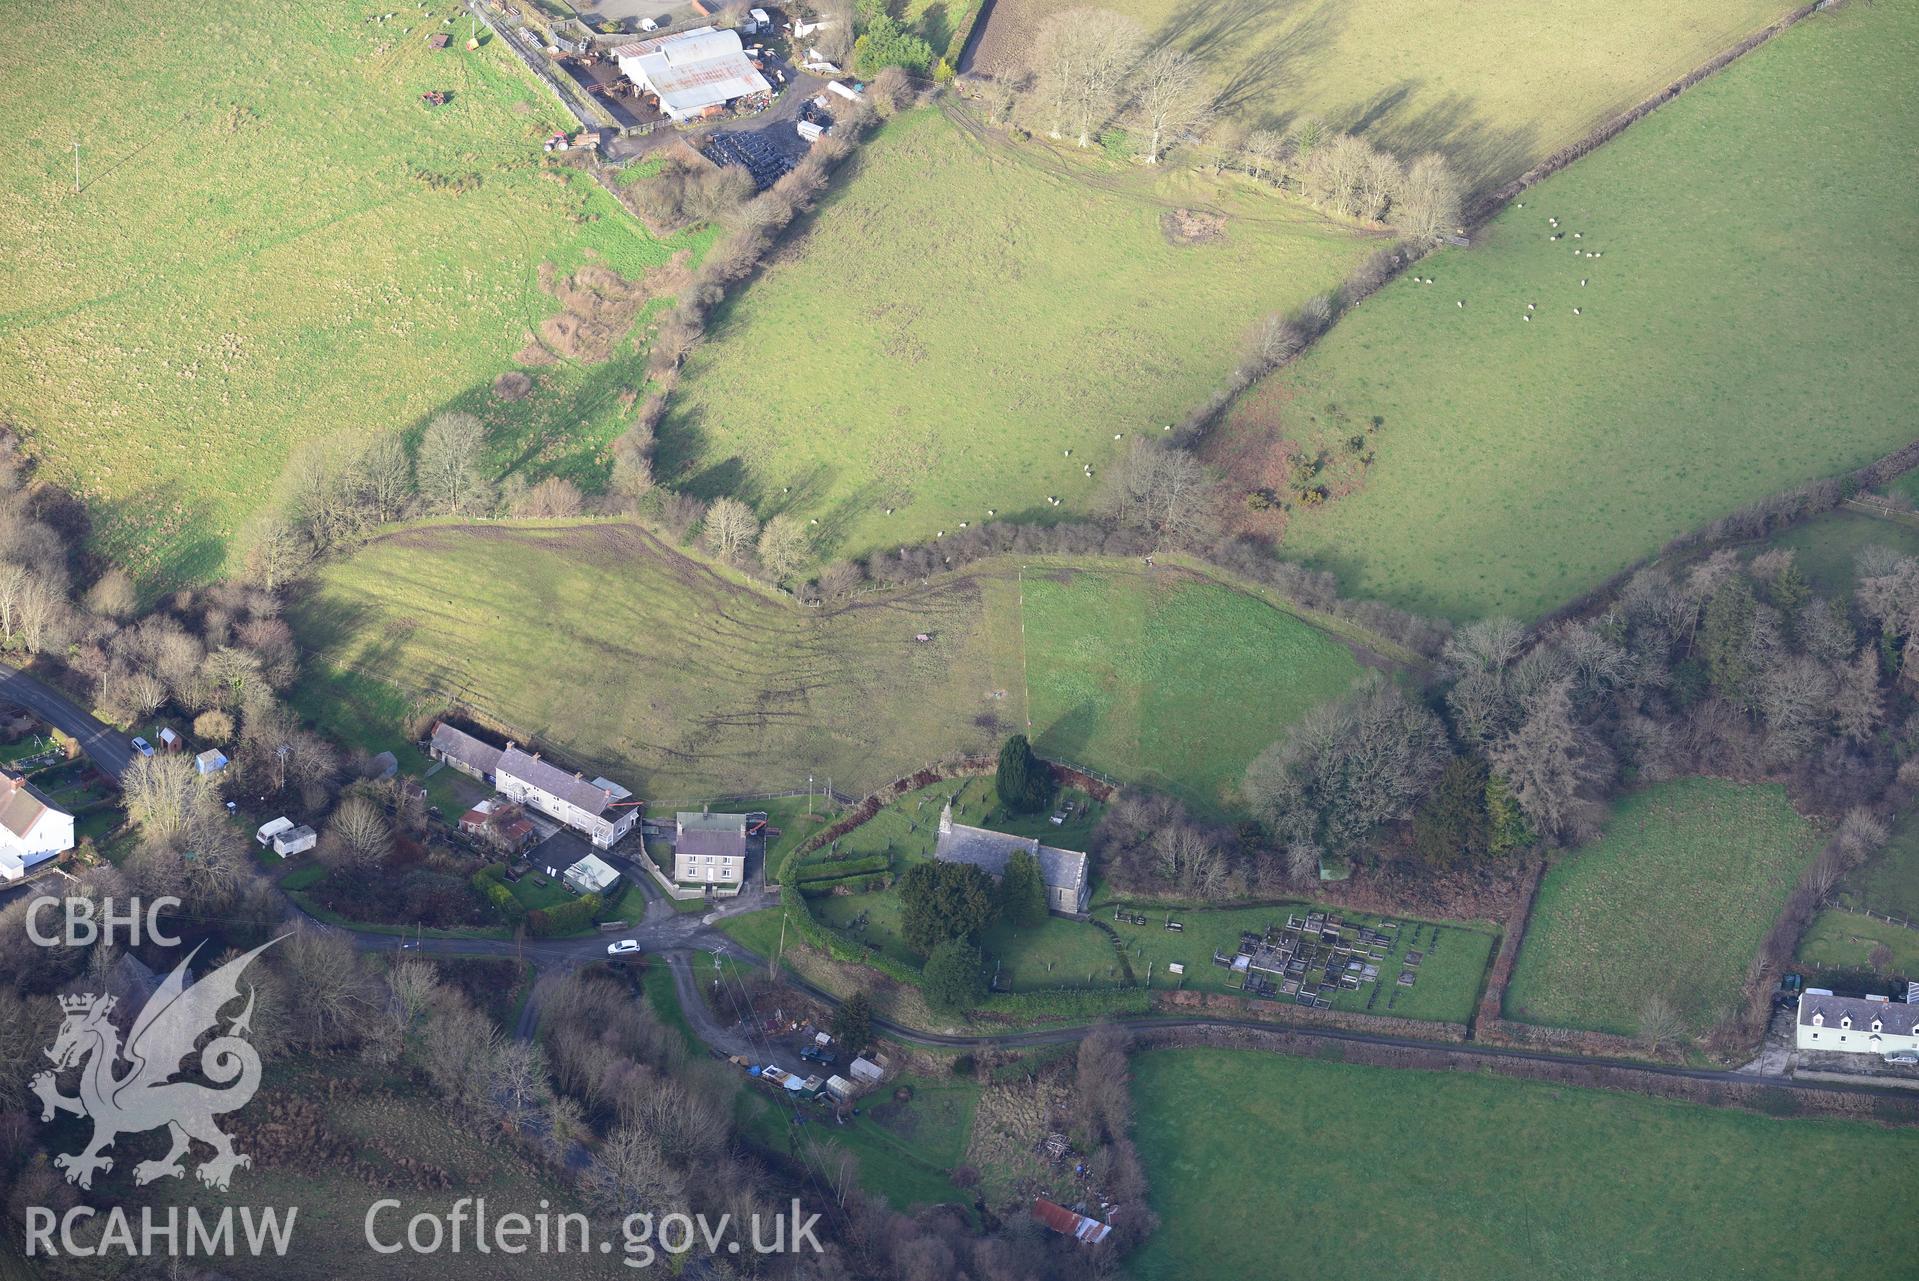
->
[1412,200,1606,322]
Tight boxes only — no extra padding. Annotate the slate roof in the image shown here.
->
[677,811,748,858]
[431,722,503,776]
[500,746,617,816]
[1799,992,1919,1036]
[0,772,59,840]
[934,805,1087,902]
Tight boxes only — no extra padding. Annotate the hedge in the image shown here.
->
[793,854,891,883]
[528,892,603,937]
[470,863,525,924]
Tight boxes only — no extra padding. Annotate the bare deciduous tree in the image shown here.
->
[1240,129,1286,181]
[324,796,392,872]
[416,412,492,515]
[755,513,810,583]
[703,496,760,562]
[1392,152,1463,241]
[1638,993,1689,1054]
[1102,438,1219,550]
[1489,678,1612,842]
[1127,46,1211,164]
[124,755,212,843]
[1033,10,1146,147]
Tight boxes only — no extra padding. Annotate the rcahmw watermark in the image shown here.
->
[25,1205,297,1259]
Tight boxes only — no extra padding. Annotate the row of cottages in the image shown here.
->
[0,770,74,881]
[429,723,638,850]
[1796,989,1919,1057]
[613,27,770,122]
[674,811,750,888]
[933,801,1090,915]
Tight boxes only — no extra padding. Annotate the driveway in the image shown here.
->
[0,662,133,780]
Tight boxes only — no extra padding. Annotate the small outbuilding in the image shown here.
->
[194,749,229,776]
[849,1056,884,1085]
[823,1074,856,1102]
[1032,1198,1112,1245]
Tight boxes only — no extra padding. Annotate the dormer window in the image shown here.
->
[1812,1012,1824,1027]
[1871,1019,1883,1033]
[1840,1014,1852,1030]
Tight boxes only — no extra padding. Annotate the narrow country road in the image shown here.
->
[0,661,133,779]
[0,661,1887,1107]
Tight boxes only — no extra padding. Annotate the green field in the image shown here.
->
[1771,508,1919,597]
[1836,809,1919,921]
[1506,779,1822,1036]
[0,0,699,586]
[814,890,1490,1020]
[293,524,1374,805]
[1021,568,1364,810]
[1131,1048,1919,1281]
[1796,908,1919,983]
[970,0,1796,191]
[657,106,1369,564]
[736,1071,979,1213]
[1252,1,1919,618]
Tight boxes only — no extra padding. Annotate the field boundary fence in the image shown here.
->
[1469,1,1823,222]
[468,0,620,133]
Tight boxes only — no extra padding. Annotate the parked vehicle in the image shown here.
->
[131,736,155,758]
[607,939,641,956]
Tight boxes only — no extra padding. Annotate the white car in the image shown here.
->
[131,736,155,758]
[606,939,642,956]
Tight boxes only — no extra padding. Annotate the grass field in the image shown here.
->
[1505,779,1822,1036]
[814,889,1491,1020]
[1249,0,1919,619]
[0,0,700,587]
[1771,508,1919,597]
[1796,908,1919,984]
[1130,1048,1919,1281]
[1836,809,1919,921]
[292,523,1374,805]
[969,0,1796,192]
[657,106,1369,564]
[736,1071,979,1213]
[1021,568,1364,809]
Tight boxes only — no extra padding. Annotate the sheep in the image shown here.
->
[1581,279,1587,286]
[1527,302,1535,310]
[1573,232,1582,239]
[1572,307,1582,315]
[884,507,894,515]
[986,509,996,517]
[1114,433,1122,440]
[1457,300,1465,307]
[959,521,968,528]
[809,517,819,525]
[1522,314,1530,321]
[1063,449,1072,457]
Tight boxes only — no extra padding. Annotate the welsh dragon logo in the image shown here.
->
[31,937,283,1192]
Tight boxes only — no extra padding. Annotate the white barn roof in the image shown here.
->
[614,26,769,119]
